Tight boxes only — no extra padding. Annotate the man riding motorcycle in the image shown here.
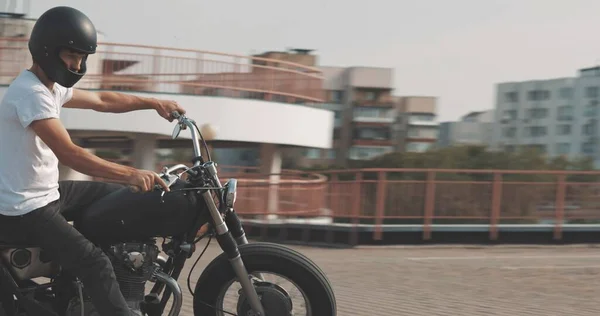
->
[0,6,186,316]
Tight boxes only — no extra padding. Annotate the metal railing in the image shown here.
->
[207,167,600,242]
[0,37,325,103]
[318,168,600,241]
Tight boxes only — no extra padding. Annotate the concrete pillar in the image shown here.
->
[260,143,282,221]
[131,133,157,171]
[58,148,95,181]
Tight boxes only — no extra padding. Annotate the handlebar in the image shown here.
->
[131,111,212,194]
[171,111,204,163]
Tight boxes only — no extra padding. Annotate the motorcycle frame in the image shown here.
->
[0,113,266,316]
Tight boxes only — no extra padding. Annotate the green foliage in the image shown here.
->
[305,145,598,181]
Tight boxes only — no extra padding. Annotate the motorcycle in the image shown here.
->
[0,111,337,316]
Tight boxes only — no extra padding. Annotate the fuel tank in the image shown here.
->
[76,179,209,245]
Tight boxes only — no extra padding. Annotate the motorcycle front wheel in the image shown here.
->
[193,242,336,316]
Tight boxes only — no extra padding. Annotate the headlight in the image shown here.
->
[225,179,237,208]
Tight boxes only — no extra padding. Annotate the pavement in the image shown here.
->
[172,241,600,315]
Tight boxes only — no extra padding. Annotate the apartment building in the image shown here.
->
[437,109,494,148]
[295,68,439,166]
[292,66,400,167]
[396,96,439,153]
[491,66,600,165]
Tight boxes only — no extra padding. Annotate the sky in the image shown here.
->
[10,0,600,121]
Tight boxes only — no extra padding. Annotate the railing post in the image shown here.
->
[489,172,502,241]
[373,171,386,240]
[329,173,339,218]
[423,170,436,241]
[554,174,566,240]
[351,171,363,245]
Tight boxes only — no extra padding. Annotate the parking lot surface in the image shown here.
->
[176,242,600,315]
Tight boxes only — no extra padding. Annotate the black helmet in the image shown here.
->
[28,6,97,88]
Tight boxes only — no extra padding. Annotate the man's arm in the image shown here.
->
[63,89,158,113]
[29,117,169,191]
[64,89,186,121]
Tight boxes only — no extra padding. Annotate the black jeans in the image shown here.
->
[0,180,133,316]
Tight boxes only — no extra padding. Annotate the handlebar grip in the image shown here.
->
[171,111,182,119]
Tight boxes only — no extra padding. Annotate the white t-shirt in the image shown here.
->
[0,70,73,216]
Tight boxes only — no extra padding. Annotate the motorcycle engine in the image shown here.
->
[65,242,160,316]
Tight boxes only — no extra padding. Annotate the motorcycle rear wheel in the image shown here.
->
[193,242,336,316]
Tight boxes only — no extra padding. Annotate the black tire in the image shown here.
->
[193,242,336,316]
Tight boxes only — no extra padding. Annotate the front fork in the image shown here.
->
[201,164,265,316]
[225,208,265,281]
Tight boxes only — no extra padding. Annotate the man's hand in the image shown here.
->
[127,169,170,193]
[154,99,186,122]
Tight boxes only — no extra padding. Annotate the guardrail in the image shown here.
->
[0,37,325,103]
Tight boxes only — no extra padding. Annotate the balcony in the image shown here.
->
[0,37,325,103]
[406,126,438,141]
[353,106,396,124]
[353,94,395,107]
[407,114,438,127]
[352,126,394,146]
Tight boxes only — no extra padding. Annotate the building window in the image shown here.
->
[524,126,547,137]
[527,108,548,119]
[582,120,597,136]
[527,90,551,101]
[582,142,595,154]
[330,90,344,103]
[333,111,342,127]
[354,127,390,140]
[556,105,574,121]
[505,92,518,103]
[585,86,599,98]
[304,148,321,159]
[556,124,571,135]
[353,107,393,120]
